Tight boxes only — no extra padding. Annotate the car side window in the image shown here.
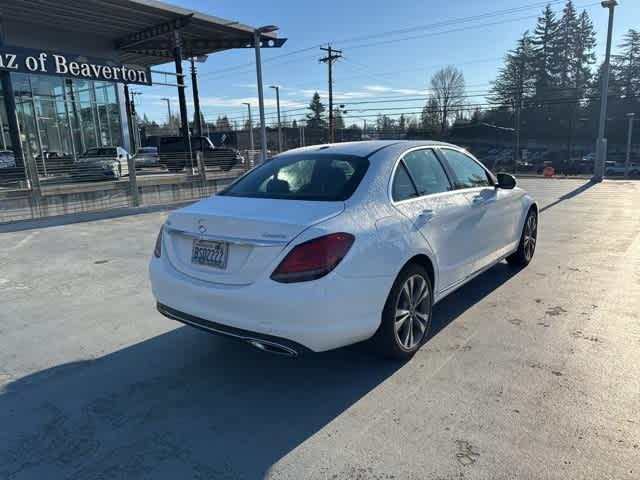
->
[440,149,492,189]
[402,149,452,195]
[392,163,418,201]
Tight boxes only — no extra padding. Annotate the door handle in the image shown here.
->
[418,209,435,221]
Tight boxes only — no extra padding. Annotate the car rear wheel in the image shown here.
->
[507,209,538,267]
[372,263,433,360]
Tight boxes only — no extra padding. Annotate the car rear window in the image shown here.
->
[220,153,369,201]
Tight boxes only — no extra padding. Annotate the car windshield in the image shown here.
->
[220,153,369,201]
[83,148,116,157]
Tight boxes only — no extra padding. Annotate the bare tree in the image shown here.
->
[430,65,466,134]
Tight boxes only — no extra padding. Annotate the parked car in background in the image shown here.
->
[155,135,242,172]
[0,150,23,183]
[605,161,640,177]
[71,146,130,181]
[134,146,160,169]
[150,140,538,359]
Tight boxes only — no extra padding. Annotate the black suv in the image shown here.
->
[155,136,243,172]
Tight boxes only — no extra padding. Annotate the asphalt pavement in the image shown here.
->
[0,178,639,479]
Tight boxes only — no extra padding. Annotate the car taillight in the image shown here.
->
[153,227,163,258]
[271,233,355,283]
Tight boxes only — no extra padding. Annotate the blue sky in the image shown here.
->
[136,0,640,128]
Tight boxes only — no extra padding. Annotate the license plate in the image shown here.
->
[191,239,228,269]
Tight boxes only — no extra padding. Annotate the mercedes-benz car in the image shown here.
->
[71,146,130,181]
[149,141,538,359]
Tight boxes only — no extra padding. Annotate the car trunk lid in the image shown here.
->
[164,195,344,285]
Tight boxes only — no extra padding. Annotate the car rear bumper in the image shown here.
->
[149,254,390,352]
[156,303,310,356]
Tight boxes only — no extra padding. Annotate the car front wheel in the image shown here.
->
[373,263,433,360]
[507,209,538,267]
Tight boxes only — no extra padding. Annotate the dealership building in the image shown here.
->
[0,0,284,195]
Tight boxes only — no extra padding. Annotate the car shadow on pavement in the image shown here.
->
[0,263,520,479]
[539,179,597,213]
[428,262,521,340]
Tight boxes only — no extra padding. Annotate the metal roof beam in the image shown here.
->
[121,36,287,53]
[115,14,193,49]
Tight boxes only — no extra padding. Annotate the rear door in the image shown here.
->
[390,148,472,292]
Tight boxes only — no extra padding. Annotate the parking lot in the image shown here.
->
[1,177,639,479]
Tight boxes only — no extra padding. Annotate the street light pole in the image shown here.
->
[161,97,172,126]
[242,102,255,153]
[253,25,278,163]
[625,113,635,179]
[270,85,282,152]
[594,0,618,182]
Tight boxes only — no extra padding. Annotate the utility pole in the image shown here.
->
[625,113,635,179]
[320,45,342,143]
[594,0,618,182]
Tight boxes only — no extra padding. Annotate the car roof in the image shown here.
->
[275,140,461,159]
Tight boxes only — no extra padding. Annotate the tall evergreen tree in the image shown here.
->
[531,4,559,96]
[305,92,326,128]
[555,0,579,88]
[490,32,536,108]
[613,29,640,98]
[573,10,596,90]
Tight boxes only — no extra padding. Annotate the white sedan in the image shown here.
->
[150,141,538,359]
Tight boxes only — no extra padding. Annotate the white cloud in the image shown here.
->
[365,85,430,95]
[231,83,257,89]
[365,85,392,92]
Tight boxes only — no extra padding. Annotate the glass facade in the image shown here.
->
[0,73,123,178]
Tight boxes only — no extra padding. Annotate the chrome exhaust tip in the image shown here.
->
[247,339,298,357]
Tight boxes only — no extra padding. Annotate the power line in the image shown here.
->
[195,1,599,82]
[331,0,567,46]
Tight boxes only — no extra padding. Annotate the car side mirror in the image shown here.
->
[496,172,516,189]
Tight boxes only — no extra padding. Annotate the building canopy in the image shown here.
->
[0,0,285,67]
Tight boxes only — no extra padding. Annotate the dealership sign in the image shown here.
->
[0,45,151,86]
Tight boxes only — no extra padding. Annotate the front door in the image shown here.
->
[438,148,514,272]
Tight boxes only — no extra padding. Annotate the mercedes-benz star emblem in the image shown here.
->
[198,224,207,234]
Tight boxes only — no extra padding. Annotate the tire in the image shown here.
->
[220,161,235,172]
[507,209,538,267]
[372,263,433,360]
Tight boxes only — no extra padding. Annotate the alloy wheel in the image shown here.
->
[523,213,538,261]
[394,274,430,350]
